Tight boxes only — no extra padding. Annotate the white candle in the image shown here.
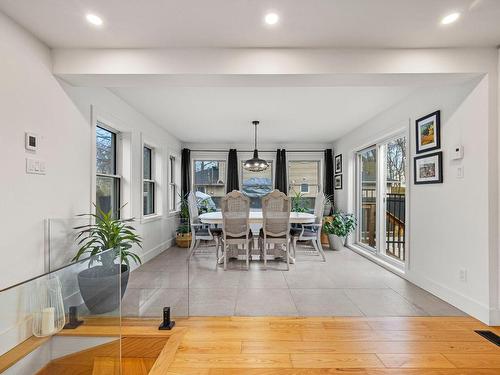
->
[41,307,55,335]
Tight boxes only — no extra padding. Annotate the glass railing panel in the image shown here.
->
[46,217,91,272]
[121,216,188,324]
[0,248,122,374]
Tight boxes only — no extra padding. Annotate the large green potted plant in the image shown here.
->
[323,212,357,251]
[73,205,142,314]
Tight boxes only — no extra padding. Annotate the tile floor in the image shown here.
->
[121,243,466,318]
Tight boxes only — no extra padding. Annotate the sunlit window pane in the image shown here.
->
[193,160,226,209]
[241,162,273,209]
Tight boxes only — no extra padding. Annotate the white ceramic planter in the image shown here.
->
[328,235,345,251]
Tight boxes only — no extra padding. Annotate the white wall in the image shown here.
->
[60,83,182,266]
[333,77,495,323]
[0,11,181,363]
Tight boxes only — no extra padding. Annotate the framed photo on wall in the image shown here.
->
[334,154,342,174]
[414,151,443,184]
[415,110,440,154]
[334,174,343,190]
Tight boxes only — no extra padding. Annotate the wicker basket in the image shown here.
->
[176,232,192,248]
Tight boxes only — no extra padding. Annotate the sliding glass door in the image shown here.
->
[356,134,408,265]
[358,147,378,250]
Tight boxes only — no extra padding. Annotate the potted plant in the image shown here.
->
[73,206,142,314]
[323,212,357,251]
[176,193,192,248]
[291,191,308,213]
[321,194,334,245]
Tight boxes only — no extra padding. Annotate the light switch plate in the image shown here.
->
[26,157,46,175]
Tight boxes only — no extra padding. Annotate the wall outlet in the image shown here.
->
[459,268,467,282]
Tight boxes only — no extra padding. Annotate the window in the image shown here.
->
[143,146,155,216]
[96,124,120,218]
[241,161,273,209]
[288,160,320,211]
[193,160,226,209]
[169,155,178,212]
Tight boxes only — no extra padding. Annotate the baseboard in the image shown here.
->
[489,308,500,326]
[405,271,491,324]
[347,244,492,325]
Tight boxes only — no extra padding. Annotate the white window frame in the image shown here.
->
[192,157,228,207]
[351,126,410,272]
[287,158,322,197]
[142,144,156,218]
[168,154,179,214]
[94,121,122,219]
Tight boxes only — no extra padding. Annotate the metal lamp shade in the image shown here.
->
[244,149,269,172]
[243,120,269,172]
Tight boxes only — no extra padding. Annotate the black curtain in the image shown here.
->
[226,149,239,193]
[275,149,287,194]
[324,149,334,214]
[181,148,191,198]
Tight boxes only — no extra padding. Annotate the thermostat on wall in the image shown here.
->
[451,145,464,160]
[25,132,38,151]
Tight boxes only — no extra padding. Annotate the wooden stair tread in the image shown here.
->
[91,356,156,375]
[0,336,50,373]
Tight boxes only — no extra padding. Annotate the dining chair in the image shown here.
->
[187,191,222,264]
[291,192,326,261]
[220,190,252,270]
[259,190,291,270]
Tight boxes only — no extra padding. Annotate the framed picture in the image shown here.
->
[414,151,443,184]
[334,154,342,174]
[415,110,440,154]
[334,174,343,190]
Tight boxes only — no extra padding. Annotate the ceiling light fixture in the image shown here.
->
[243,121,269,172]
[264,12,279,25]
[441,12,460,25]
[86,13,103,26]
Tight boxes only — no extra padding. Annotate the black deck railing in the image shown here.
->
[360,190,406,262]
[385,193,405,261]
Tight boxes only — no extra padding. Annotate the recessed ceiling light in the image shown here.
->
[441,12,460,25]
[264,12,279,25]
[86,13,103,26]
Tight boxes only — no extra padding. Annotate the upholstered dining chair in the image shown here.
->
[291,191,326,261]
[259,190,291,270]
[220,190,252,270]
[187,191,222,263]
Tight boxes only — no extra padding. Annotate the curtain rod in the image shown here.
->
[188,149,326,153]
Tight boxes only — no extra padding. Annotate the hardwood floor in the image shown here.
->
[7,316,496,374]
[164,316,500,375]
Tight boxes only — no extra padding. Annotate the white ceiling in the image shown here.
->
[112,86,416,144]
[1,0,500,48]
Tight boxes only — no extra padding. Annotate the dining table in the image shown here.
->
[198,211,317,264]
[198,211,316,225]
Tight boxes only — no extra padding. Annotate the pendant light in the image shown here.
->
[243,120,269,172]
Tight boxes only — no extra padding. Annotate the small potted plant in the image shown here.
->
[73,205,142,314]
[323,212,357,251]
[176,193,192,248]
[291,191,308,213]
